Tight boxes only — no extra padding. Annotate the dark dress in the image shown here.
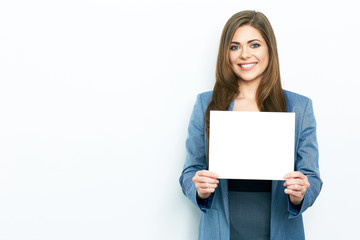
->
[228,179,272,240]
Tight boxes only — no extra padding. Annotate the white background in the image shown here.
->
[0,0,359,239]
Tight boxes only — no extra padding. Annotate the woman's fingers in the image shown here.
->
[197,186,216,194]
[284,189,303,197]
[284,179,309,191]
[283,178,303,186]
[193,170,219,184]
[285,184,302,191]
[197,170,219,179]
[197,182,218,190]
[283,171,306,179]
[283,171,310,205]
[283,171,309,188]
[196,176,219,184]
[194,181,218,188]
[193,170,219,199]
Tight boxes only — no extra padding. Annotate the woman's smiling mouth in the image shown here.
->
[238,62,257,70]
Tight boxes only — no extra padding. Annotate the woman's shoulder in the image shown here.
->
[283,89,310,101]
[195,90,213,107]
[198,90,213,100]
[283,89,312,112]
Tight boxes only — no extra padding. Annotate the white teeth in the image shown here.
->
[240,63,256,68]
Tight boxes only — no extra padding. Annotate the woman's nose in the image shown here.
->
[240,47,251,59]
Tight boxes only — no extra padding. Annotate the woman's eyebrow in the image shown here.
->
[230,39,262,45]
[248,39,261,43]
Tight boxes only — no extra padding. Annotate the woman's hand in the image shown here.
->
[192,170,219,199]
[283,171,310,205]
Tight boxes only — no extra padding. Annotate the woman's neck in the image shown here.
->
[237,79,260,100]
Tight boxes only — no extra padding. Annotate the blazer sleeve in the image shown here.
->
[179,94,214,211]
[288,98,323,218]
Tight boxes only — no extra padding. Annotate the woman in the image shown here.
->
[179,10,322,240]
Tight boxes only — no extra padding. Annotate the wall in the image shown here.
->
[0,0,359,239]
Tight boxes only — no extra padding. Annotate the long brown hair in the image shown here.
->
[205,10,287,158]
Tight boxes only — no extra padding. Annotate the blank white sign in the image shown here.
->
[209,111,295,180]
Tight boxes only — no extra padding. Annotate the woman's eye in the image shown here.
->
[251,43,260,48]
[230,45,239,50]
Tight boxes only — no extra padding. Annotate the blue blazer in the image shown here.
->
[179,90,322,240]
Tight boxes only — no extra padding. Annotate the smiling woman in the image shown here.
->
[179,10,322,240]
[229,25,269,84]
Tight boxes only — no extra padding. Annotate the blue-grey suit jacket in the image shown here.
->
[179,90,322,240]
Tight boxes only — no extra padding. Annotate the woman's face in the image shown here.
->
[229,25,269,84]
